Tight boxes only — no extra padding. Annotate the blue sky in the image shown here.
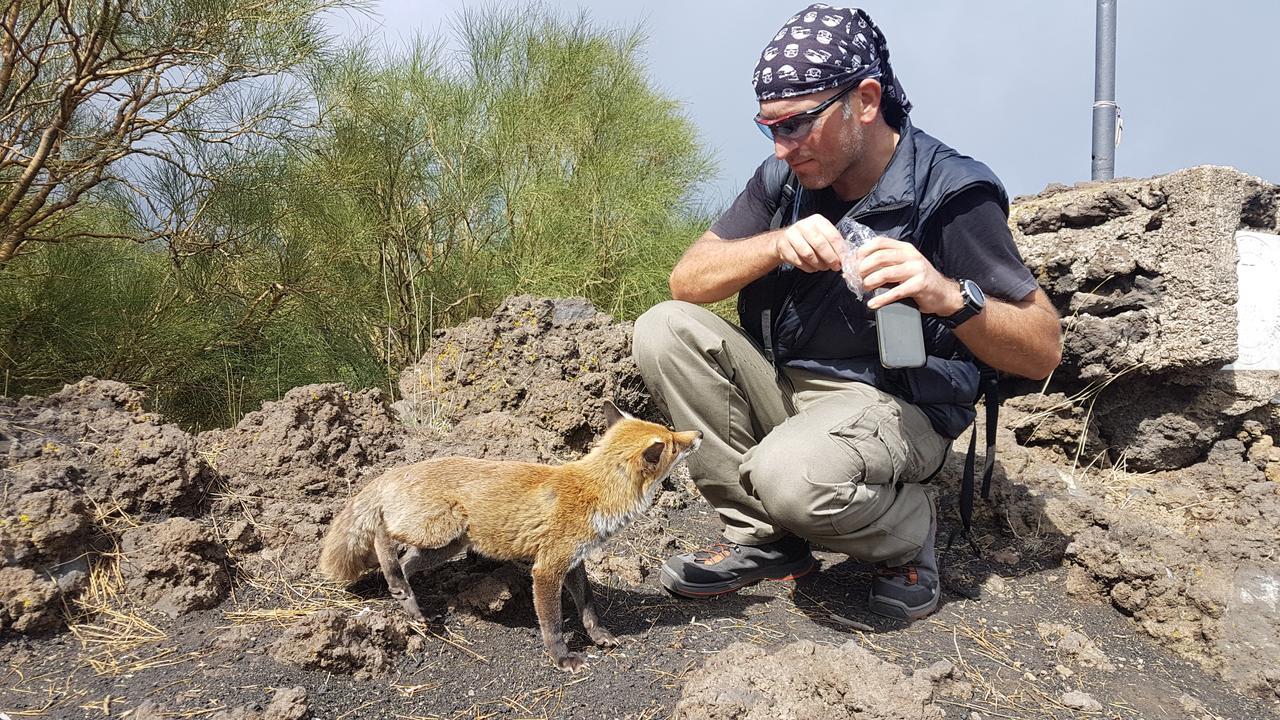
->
[329,2,1280,210]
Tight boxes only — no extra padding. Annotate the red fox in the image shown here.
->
[319,400,701,672]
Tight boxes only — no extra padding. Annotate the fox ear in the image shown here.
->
[642,439,665,466]
[603,399,632,427]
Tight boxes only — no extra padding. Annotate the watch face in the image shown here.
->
[964,279,986,307]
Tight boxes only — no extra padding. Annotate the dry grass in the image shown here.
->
[927,616,1105,719]
[391,680,583,720]
[83,494,143,535]
[1013,360,1145,483]
[220,570,368,626]
[65,552,202,677]
[0,669,81,718]
[59,502,199,678]
[206,486,279,545]
[680,614,787,645]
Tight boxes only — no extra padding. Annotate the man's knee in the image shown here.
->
[635,300,697,348]
[744,451,804,533]
[744,420,900,541]
[744,440,852,538]
[633,300,719,368]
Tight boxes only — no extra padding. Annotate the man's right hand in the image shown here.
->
[670,214,847,303]
[772,214,846,273]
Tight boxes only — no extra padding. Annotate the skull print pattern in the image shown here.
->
[752,2,912,126]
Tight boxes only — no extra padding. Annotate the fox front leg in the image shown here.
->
[564,563,618,648]
[531,567,585,673]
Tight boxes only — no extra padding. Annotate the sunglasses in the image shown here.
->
[754,80,862,141]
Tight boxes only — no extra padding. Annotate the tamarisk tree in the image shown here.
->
[0,0,349,266]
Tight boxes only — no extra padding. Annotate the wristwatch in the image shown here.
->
[940,279,986,328]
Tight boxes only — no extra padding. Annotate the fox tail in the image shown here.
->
[319,496,380,585]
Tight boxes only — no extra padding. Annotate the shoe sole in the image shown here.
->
[659,555,818,598]
[866,584,940,621]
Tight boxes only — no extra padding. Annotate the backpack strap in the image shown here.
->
[948,364,999,557]
[764,159,797,232]
[758,160,796,366]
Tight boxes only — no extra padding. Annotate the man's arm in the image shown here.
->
[857,236,1062,380]
[669,230,778,304]
[948,287,1062,380]
[671,216,848,304]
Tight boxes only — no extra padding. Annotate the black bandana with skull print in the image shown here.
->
[753,4,911,122]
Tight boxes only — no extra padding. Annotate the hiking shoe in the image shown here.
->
[868,507,940,621]
[660,535,817,598]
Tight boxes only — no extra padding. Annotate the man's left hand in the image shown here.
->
[856,237,961,316]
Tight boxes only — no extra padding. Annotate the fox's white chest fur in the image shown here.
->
[572,474,669,568]
[569,447,694,570]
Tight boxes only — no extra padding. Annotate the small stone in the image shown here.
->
[980,575,1008,596]
[1055,663,1074,678]
[1065,566,1100,596]
[1127,486,1153,500]
[590,553,648,587]
[263,686,309,720]
[992,548,1021,565]
[1178,693,1207,714]
[1062,690,1103,712]
[920,659,955,682]
[130,702,167,720]
[944,680,975,700]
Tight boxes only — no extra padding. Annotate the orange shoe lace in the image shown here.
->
[692,543,738,566]
[875,565,920,585]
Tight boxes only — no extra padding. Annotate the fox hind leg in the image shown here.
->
[399,535,468,579]
[564,563,618,648]
[375,525,425,621]
[397,535,470,619]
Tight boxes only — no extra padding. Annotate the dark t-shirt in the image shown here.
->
[710,160,1038,303]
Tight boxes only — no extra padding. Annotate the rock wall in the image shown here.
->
[1011,165,1280,472]
[0,379,219,633]
[996,166,1280,698]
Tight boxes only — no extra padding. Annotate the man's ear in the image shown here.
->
[852,77,883,124]
[642,439,665,466]
[603,399,632,428]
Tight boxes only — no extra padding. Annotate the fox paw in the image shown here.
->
[587,627,619,647]
[555,652,588,673]
[397,600,427,623]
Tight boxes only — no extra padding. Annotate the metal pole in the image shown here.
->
[1092,0,1118,180]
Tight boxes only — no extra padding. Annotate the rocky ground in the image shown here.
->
[3,166,1280,719]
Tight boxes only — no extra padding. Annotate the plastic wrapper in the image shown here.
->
[836,216,876,300]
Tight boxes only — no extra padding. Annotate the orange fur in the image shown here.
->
[318,402,700,672]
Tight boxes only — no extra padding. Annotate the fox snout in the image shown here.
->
[681,430,702,457]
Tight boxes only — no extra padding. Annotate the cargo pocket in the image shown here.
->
[829,404,915,486]
[802,404,918,537]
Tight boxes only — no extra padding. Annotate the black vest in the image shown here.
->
[737,120,1008,439]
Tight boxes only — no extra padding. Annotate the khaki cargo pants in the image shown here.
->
[633,301,948,566]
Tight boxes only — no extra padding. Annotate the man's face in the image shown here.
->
[758,85,866,191]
